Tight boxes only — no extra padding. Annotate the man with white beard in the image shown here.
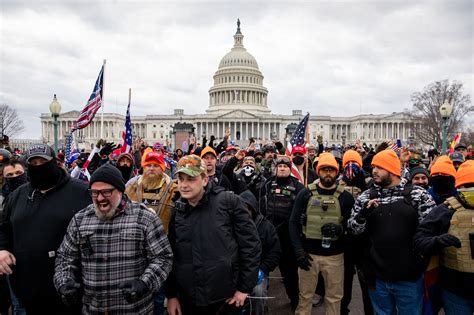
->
[54,164,173,314]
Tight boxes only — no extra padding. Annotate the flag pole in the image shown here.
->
[100,59,106,139]
[128,88,131,149]
[304,113,310,187]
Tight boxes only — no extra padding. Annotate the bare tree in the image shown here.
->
[0,104,25,139]
[410,80,473,149]
[463,128,474,147]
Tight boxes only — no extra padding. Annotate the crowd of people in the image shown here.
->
[0,131,472,315]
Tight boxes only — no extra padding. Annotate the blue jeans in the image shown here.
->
[368,276,423,315]
[153,286,166,315]
[442,289,474,315]
[249,277,268,315]
[6,276,26,315]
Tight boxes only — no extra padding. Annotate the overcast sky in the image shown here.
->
[1,0,472,139]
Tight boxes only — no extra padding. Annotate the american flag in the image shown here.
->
[64,132,77,167]
[72,65,104,131]
[389,139,401,156]
[286,113,310,183]
[121,99,133,153]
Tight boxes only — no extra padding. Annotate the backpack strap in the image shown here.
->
[155,180,174,216]
[402,183,414,206]
[445,196,465,212]
[368,187,379,200]
[334,185,345,198]
[307,182,318,192]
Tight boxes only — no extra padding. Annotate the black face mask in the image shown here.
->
[255,158,262,163]
[117,165,132,181]
[292,156,305,166]
[28,159,62,190]
[431,175,455,196]
[5,173,28,192]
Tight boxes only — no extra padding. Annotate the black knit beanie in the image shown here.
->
[89,164,125,192]
[409,166,429,181]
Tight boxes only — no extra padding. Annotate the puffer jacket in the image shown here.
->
[166,182,261,306]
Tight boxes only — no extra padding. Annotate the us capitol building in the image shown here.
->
[40,20,416,151]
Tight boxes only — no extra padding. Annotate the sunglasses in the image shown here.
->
[319,167,337,174]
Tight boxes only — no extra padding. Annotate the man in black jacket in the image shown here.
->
[414,160,474,314]
[347,150,435,315]
[260,155,305,310]
[166,155,261,315]
[223,150,264,200]
[240,190,281,315]
[0,144,91,314]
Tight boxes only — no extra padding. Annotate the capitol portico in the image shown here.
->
[41,20,416,151]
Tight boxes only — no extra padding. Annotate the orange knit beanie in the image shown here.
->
[430,156,456,178]
[343,149,362,167]
[316,153,339,175]
[371,149,400,176]
[455,160,474,188]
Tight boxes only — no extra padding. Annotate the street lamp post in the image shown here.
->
[439,101,453,155]
[49,94,62,152]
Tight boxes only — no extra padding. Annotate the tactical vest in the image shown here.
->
[136,179,173,216]
[267,180,297,224]
[338,180,362,199]
[304,183,344,240]
[440,197,474,273]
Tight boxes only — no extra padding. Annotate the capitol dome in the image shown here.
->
[207,19,270,115]
[218,39,259,69]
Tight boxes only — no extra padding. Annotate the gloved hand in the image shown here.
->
[321,223,343,238]
[210,135,216,142]
[295,249,313,271]
[299,213,307,226]
[99,142,118,156]
[257,269,265,285]
[355,200,377,222]
[435,234,461,249]
[119,279,148,303]
[58,280,81,306]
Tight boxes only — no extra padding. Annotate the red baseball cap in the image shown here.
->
[225,145,238,153]
[291,145,306,155]
[142,151,166,171]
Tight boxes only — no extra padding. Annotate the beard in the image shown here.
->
[93,197,121,221]
[374,173,392,187]
[142,172,163,188]
[320,175,336,188]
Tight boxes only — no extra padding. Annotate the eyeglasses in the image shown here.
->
[319,167,337,174]
[89,188,115,198]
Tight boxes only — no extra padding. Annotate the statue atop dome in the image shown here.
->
[236,18,241,34]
